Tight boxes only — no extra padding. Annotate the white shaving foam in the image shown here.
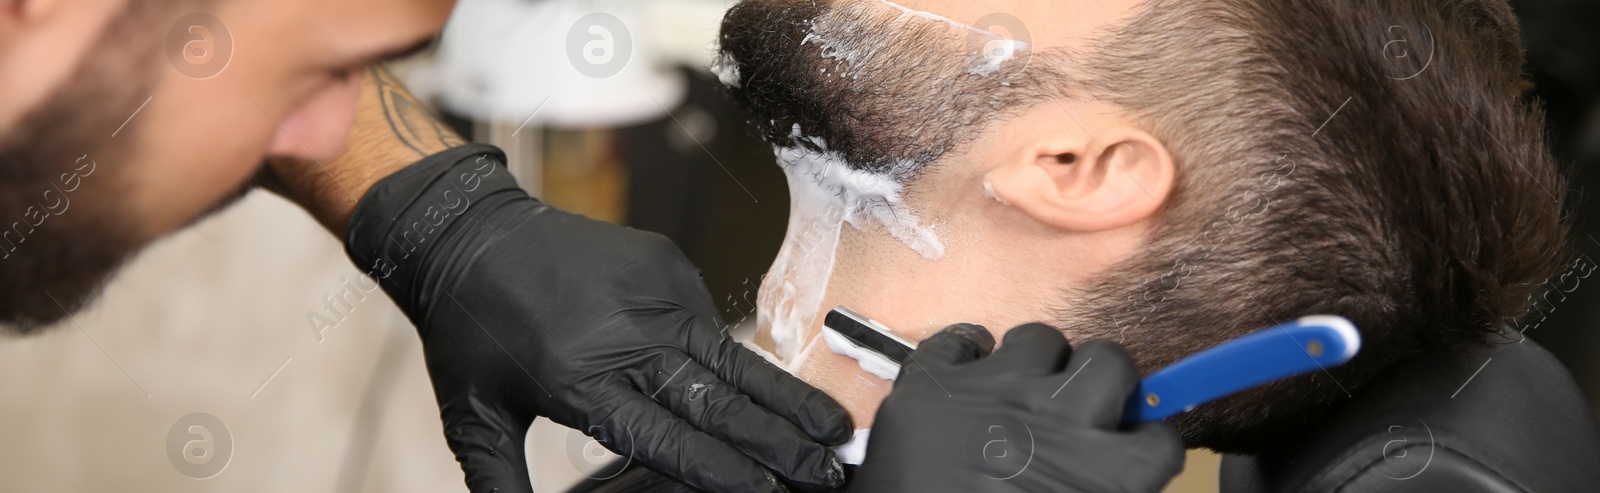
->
[832,429,873,465]
[802,29,883,80]
[757,156,848,363]
[972,39,1027,76]
[711,49,742,88]
[876,0,1030,76]
[804,0,1029,79]
[783,133,945,258]
[982,173,1011,206]
[757,126,945,366]
[821,326,902,381]
[876,0,996,39]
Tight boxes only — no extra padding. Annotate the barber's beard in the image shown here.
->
[0,102,146,335]
[0,19,161,335]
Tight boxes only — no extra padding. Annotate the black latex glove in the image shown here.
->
[850,324,1184,493]
[345,144,851,493]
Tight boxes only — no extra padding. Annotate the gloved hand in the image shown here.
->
[343,145,851,493]
[850,324,1184,493]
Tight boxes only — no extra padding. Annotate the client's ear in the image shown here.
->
[986,126,1174,232]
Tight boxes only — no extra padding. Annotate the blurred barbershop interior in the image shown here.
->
[2,0,1598,491]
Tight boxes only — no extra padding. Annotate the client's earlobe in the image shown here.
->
[986,131,1173,233]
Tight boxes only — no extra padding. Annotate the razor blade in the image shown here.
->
[823,306,918,364]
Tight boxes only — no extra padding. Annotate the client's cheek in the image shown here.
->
[796,344,894,428]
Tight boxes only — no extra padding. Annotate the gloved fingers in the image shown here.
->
[1124,421,1188,487]
[968,323,1073,377]
[598,391,792,493]
[1054,340,1143,429]
[901,324,995,378]
[646,358,846,492]
[696,332,853,446]
[438,400,536,493]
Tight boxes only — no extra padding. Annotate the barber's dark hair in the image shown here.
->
[1065,0,1568,452]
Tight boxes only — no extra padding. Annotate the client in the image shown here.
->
[573,0,1600,490]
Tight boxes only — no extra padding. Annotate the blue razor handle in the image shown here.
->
[1124,315,1361,423]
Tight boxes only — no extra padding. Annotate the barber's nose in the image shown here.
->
[264,70,365,162]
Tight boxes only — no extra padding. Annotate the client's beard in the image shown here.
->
[717,0,1062,179]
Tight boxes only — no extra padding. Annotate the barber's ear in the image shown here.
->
[986,129,1173,232]
[3,0,68,25]
[0,0,123,131]
[1,0,21,31]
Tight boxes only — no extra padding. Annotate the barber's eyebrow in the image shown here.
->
[359,35,438,67]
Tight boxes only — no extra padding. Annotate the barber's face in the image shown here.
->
[127,0,455,235]
[0,0,453,331]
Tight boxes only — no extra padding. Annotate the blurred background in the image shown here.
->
[1,0,1595,491]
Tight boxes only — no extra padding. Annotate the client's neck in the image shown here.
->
[759,185,1146,426]
[781,224,1076,427]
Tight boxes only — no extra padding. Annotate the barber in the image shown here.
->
[267,67,1183,493]
[267,67,845,493]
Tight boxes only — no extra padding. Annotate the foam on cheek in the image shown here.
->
[805,0,1030,79]
[756,127,946,367]
[982,172,1012,206]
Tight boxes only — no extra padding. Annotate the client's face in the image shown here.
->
[719,0,1169,426]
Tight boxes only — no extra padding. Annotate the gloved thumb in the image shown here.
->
[902,324,995,372]
[439,395,536,493]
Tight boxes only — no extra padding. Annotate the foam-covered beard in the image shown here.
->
[717,0,1051,366]
[716,0,1050,179]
